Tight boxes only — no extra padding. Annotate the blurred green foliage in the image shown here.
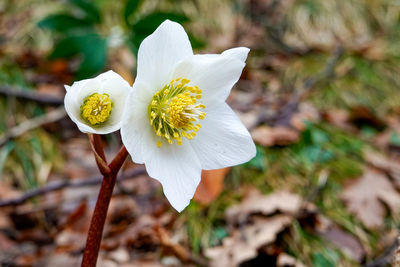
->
[38,0,202,79]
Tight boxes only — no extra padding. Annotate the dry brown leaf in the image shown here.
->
[37,83,65,99]
[205,215,292,267]
[315,215,365,263]
[194,168,230,205]
[321,226,365,263]
[251,126,299,147]
[322,109,355,132]
[394,238,400,267]
[365,151,400,189]
[341,169,400,228]
[349,106,386,130]
[116,215,160,249]
[226,189,303,225]
[277,253,306,267]
[37,253,80,267]
[290,102,320,131]
[55,200,92,252]
[373,130,396,150]
[236,110,260,129]
[0,232,16,251]
[156,226,191,263]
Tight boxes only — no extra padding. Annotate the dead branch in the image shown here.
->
[0,167,147,207]
[0,85,64,105]
[0,106,67,146]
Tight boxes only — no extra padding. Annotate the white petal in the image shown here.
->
[76,79,103,105]
[121,82,156,164]
[121,81,202,212]
[190,102,256,170]
[95,70,128,85]
[102,71,132,128]
[172,54,245,107]
[136,20,193,91]
[64,88,95,133]
[145,141,202,212]
[221,47,250,62]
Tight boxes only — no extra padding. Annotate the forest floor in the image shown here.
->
[1,0,400,266]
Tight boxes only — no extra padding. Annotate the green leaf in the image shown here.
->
[49,36,82,59]
[188,33,206,49]
[76,34,107,79]
[131,12,189,52]
[390,132,400,146]
[132,12,189,33]
[312,253,335,267]
[124,0,142,25]
[71,0,101,23]
[244,146,267,171]
[49,32,107,79]
[0,141,15,179]
[38,14,93,32]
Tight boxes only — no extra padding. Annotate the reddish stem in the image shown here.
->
[109,146,128,173]
[81,139,129,267]
[81,171,117,267]
[90,134,107,162]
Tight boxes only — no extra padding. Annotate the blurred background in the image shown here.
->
[1,0,400,266]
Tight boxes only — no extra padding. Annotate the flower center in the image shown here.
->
[80,93,112,125]
[148,78,206,147]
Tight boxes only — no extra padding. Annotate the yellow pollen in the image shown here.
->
[80,93,112,125]
[147,78,206,147]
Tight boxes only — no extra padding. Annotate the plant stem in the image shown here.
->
[81,171,117,267]
[81,135,129,267]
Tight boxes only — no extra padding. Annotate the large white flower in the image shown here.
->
[121,20,256,212]
[64,70,132,134]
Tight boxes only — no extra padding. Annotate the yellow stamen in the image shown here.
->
[147,78,206,146]
[80,93,112,125]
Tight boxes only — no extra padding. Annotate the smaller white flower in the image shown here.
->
[64,70,132,134]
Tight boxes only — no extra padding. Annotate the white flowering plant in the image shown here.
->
[63,20,255,266]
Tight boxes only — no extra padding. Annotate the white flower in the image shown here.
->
[121,20,256,212]
[64,70,132,134]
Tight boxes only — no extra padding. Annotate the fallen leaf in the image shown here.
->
[226,189,303,225]
[156,226,191,263]
[322,109,355,132]
[251,126,299,147]
[236,110,260,129]
[349,106,386,130]
[0,232,16,251]
[290,102,320,131]
[315,215,365,263]
[36,253,80,267]
[194,168,230,205]
[341,169,400,228]
[277,253,307,267]
[116,215,160,249]
[37,83,65,99]
[364,151,400,189]
[205,215,292,267]
[55,200,91,252]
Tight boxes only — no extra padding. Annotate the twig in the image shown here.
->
[0,85,64,105]
[0,167,146,207]
[0,106,67,146]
